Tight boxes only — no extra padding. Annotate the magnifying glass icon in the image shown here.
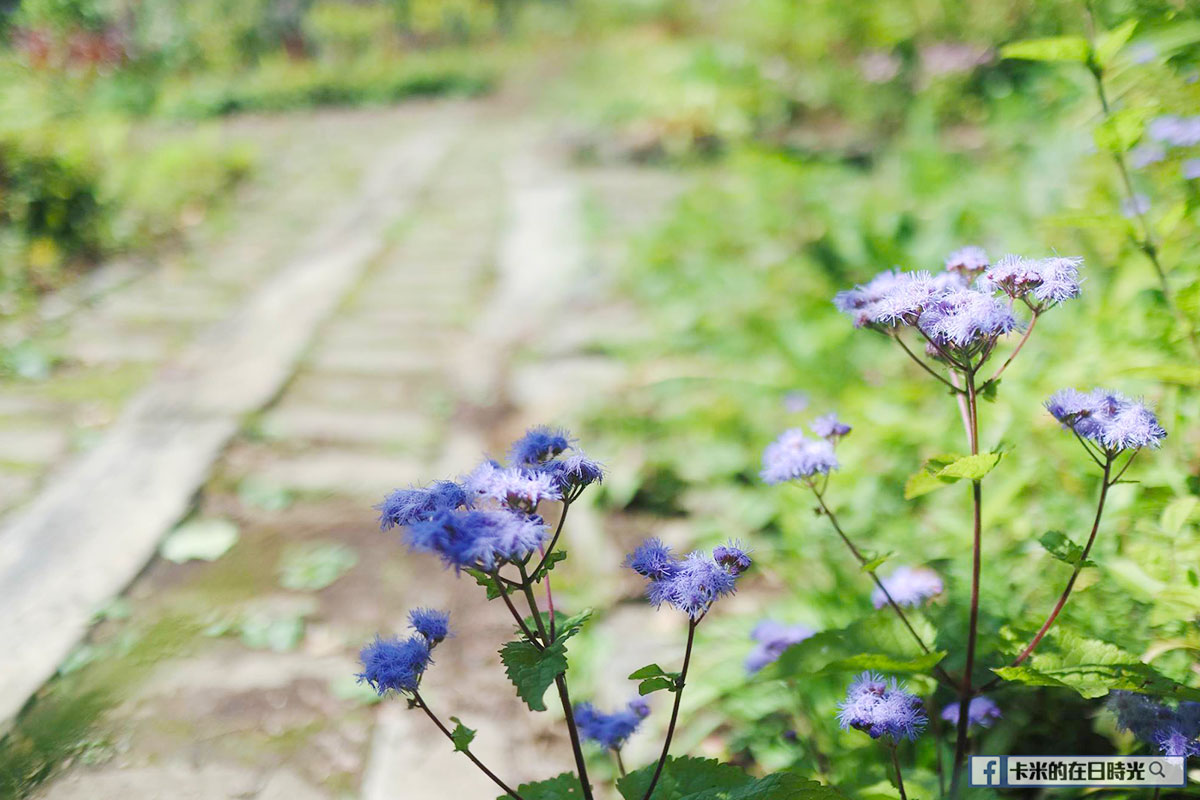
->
[1149,762,1167,778]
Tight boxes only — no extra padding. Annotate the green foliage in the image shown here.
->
[904,452,1002,498]
[771,613,946,677]
[499,772,586,800]
[1038,530,1094,568]
[500,638,569,712]
[449,717,476,752]
[1000,36,1091,63]
[629,662,681,695]
[617,757,844,800]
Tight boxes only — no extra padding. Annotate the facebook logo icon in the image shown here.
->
[971,756,1008,787]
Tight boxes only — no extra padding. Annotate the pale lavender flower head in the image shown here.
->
[918,289,1020,349]
[1121,193,1151,218]
[945,246,989,277]
[983,254,1083,308]
[624,538,679,581]
[1155,728,1200,757]
[464,462,562,512]
[810,412,852,441]
[941,696,1002,729]
[1148,115,1200,147]
[838,672,927,741]
[745,619,816,673]
[1129,143,1166,169]
[1184,159,1200,180]
[628,544,746,619]
[761,429,838,484]
[1046,389,1167,453]
[834,270,930,328]
[713,540,752,576]
[1128,42,1157,64]
[784,391,810,413]
[872,566,944,609]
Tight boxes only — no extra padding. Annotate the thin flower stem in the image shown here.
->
[983,458,1113,687]
[412,691,526,800]
[890,744,909,800]
[530,501,571,577]
[1110,449,1139,484]
[495,573,543,650]
[640,620,697,800]
[893,335,961,392]
[988,311,1040,384]
[615,748,627,777]
[950,372,983,797]
[1073,429,1107,469]
[809,488,959,691]
[516,562,594,800]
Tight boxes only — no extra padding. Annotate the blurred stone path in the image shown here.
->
[13,86,683,800]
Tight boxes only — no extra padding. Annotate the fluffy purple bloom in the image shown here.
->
[941,696,1002,729]
[713,540,752,576]
[872,566,944,609]
[761,429,838,484]
[575,700,648,750]
[918,289,1020,349]
[540,451,605,496]
[784,391,810,413]
[624,538,679,581]
[838,672,927,741]
[745,619,816,673]
[1155,728,1200,757]
[408,608,451,644]
[834,270,928,328]
[983,255,1083,307]
[945,246,989,276]
[1147,115,1200,148]
[810,413,852,440]
[509,426,572,466]
[1108,691,1200,744]
[1046,389,1167,453]
[628,543,748,619]
[1184,159,1200,180]
[358,635,432,695]
[464,462,561,512]
[405,509,548,572]
[376,481,468,530]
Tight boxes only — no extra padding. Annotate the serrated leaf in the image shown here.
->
[1094,108,1146,153]
[1001,36,1090,63]
[938,452,1002,480]
[638,676,679,695]
[903,468,957,499]
[992,631,1200,700]
[449,717,476,752]
[278,542,358,591]
[529,549,568,584]
[772,613,946,677]
[630,663,672,680]
[498,772,585,800]
[617,757,844,800]
[554,608,592,643]
[860,552,894,573]
[499,638,567,712]
[160,518,239,563]
[1095,19,1138,67]
[1161,497,1198,535]
[465,568,504,600]
[1038,530,1094,568]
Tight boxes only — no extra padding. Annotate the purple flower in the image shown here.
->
[945,246,989,276]
[408,608,451,644]
[983,255,1083,307]
[834,270,927,328]
[1121,193,1151,218]
[540,451,605,496]
[464,462,561,512]
[941,696,1002,729]
[745,620,816,673]
[784,391,810,413]
[838,672,927,741]
[1108,691,1188,741]
[761,429,838,484]
[1147,115,1200,148]
[1154,728,1200,757]
[624,538,679,581]
[918,289,1020,349]
[405,509,548,572]
[1128,143,1166,169]
[872,566,943,609]
[1184,159,1200,180]
[575,699,648,750]
[1046,389,1167,453]
[508,426,573,466]
[358,635,432,695]
[376,481,468,530]
[810,412,852,440]
[713,540,752,576]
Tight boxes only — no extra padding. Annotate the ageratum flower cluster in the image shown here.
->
[941,696,1002,730]
[358,608,451,695]
[625,538,751,619]
[745,619,816,673]
[838,672,928,742]
[375,426,603,573]
[834,249,1082,363]
[871,565,944,609]
[574,698,651,751]
[760,411,850,485]
[1046,389,1167,455]
[1108,691,1200,757]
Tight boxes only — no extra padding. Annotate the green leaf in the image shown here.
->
[992,631,1200,700]
[1000,36,1091,63]
[860,552,893,574]
[772,613,946,677]
[499,772,585,800]
[903,469,956,499]
[449,717,476,752]
[938,452,1002,480]
[465,569,504,600]
[554,608,592,643]
[629,663,672,680]
[1093,108,1146,153]
[1094,19,1138,67]
[161,518,239,563]
[617,757,845,800]
[278,542,358,591]
[529,549,568,584]
[1038,530,1094,568]
[630,663,681,694]
[1161,496,1198,535]
[499,638,568,712]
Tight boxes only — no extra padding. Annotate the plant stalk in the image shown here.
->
[640,620,697,800]
[413,691,525,800]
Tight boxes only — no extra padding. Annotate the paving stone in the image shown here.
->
[260,406,432,447]
[251,450,424,497]
[64,331,171,365]
[305,346,444,378]
[35,761,259,800]
[282,373,420,411]
[0,471,36,510]
[0,426,70,465]
[256,768,329,800]
[139,648,355,697]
